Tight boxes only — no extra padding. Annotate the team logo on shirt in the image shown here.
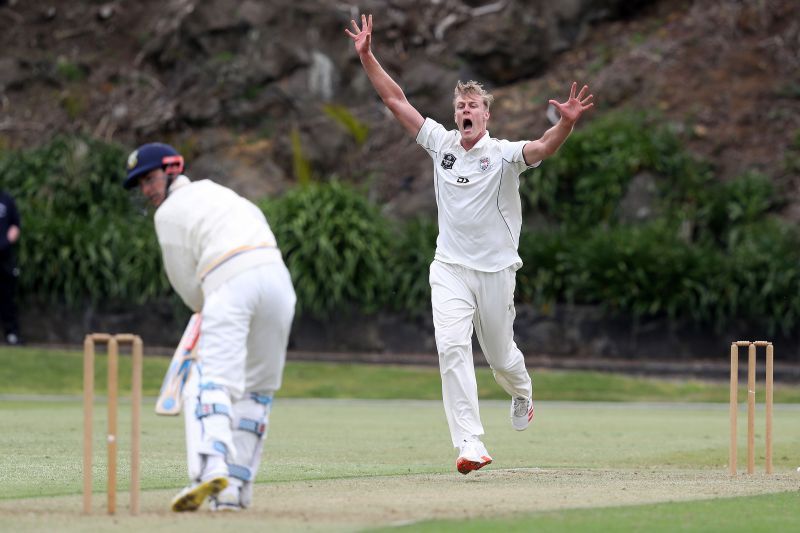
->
[441,153,456,170]
[479,156,491,171]
[456,177,470,184]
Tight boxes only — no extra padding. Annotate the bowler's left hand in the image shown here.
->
[550,82,594,125]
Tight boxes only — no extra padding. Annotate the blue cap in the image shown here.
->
[123,142,184,189]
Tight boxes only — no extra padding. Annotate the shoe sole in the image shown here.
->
[456,456,492,475]
[171,477,229,512]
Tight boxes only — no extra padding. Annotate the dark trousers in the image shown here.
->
[0,259,19,336]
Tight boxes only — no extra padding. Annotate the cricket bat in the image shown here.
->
[155,313,202,415]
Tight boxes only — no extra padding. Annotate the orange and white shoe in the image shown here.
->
[511,396,534,431]
[456,438,492,475]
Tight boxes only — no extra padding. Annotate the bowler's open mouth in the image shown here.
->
[462,118,473,132]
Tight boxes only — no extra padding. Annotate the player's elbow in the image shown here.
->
[542,144,560,159]
[384,96,407,115]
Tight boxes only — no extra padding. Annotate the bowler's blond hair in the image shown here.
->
[453,80,494,110]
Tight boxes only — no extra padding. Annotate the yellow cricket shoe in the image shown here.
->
[171,477,229,512]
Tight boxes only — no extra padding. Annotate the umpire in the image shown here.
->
[0,189,21,345]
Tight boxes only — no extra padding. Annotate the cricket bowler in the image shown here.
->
[346,14,593,473]
[123,142,296,511]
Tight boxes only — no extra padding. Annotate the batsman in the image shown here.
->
[123,143,296,511]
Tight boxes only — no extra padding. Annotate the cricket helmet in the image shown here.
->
[123,142,185,189]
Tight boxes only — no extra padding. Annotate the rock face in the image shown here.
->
[0,0,654,206]
[2,0,797,216]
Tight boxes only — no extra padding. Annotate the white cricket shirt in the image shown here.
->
[416,118,540,272]
[154,176,281,311]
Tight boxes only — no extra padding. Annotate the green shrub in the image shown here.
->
[517,220,800,334]
[521,112,710,229]
[388,217,437,316]
[511,110,800,333]
[0,136,170,305]
[516,228,573,307]
[517,224,721,320]
[694,171,776,247]
[724,219,800,334]
[261,180,393,318]
[2,123,796,338]
[567,224,726,324]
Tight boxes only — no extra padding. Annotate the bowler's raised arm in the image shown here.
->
[345,14,424,137]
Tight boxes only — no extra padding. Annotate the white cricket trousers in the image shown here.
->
[430,260,532,447]
[189,261,295,472]
[200,261,296,399]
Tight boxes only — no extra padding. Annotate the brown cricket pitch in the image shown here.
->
[1,468,797,532]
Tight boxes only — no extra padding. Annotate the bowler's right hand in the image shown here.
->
[345,14,373,57]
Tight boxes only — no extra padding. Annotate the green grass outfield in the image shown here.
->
[1,346,799,531]
[381,491,800,533]
[2,345,800,402]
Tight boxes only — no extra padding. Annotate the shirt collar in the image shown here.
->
[168,175,191,194]
[455,130,491,152]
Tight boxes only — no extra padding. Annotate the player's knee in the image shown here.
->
[436,335,470,359]
[490,355,525,375]
[232,392,272,441]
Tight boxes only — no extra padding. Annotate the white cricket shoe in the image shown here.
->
[209,485,243,512]
[511,396,534,431]
[456,437,492,475]
[171,476,228,512]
